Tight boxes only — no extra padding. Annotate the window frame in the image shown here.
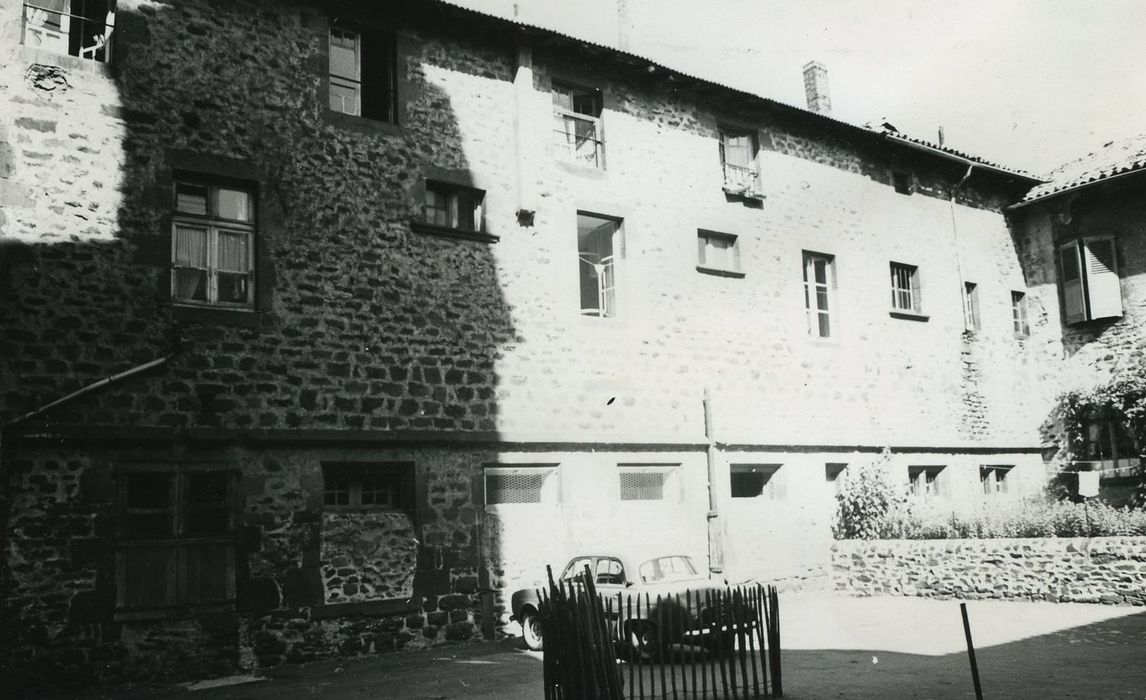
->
[697,230,743,277]
[170,176,257,310]
[551,80,605,169]
[419,180,486,233]
[22,0,116,63]
[979,465,1013,496]
[889,261,924,317]
[1011,290,1030,338]
[326,22,398,124]
[322,462,415,513]
[577,212,624,319]
[1057,236,1122,325]
[908,465,946,500]
[718,126,760,196]
[963,281,981,332]
[803,251,836,338]
[115,463,238,621]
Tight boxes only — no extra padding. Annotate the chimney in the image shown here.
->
[802,61,831,115]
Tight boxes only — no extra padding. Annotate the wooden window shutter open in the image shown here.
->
[1083,236,1122,320]
[1058,242,1086,324]
[910,267,922,312]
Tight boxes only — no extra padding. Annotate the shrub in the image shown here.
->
[832,449,909,539]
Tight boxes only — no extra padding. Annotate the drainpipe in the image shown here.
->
[703,388,724,575]
[951,165,974,329]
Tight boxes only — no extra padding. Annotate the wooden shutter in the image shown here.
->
[116,544,178,612]
[910,267,922,312]
[1058,242,1086,324]
[1083,236,1122,320]
[181,542,236,605]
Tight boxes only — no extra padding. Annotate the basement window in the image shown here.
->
[328,24,397,123]
[22,0,116,62]
[1058,237,1122,325]
[980,465,1012,496]
[617,464,680,502]
[908,465,946,499]
[730,464,785,500]
[825,463,848,495]
[484,466,560,506]
[322,463,414,511]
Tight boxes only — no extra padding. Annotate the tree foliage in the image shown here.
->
[832,449,909,539]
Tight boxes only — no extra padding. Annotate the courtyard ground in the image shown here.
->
[23,595,1146,699]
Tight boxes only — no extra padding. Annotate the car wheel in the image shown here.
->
[629,621,663,662]
[521,609,543,651]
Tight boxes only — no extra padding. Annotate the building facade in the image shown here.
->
[1,0,1058,685]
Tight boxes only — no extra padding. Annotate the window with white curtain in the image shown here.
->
[171,178,255,309]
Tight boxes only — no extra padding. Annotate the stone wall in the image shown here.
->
[832,537,1146,605]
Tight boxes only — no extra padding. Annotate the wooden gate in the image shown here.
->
[538,566,783,699]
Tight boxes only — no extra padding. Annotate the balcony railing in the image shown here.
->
[554,112,604,169]
[722,161,760,196]
[23,2,115,62]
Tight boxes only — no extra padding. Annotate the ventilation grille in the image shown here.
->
[485,469,553,505]
[619,470,666,501]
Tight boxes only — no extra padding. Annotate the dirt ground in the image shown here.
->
[22,595,1146,699]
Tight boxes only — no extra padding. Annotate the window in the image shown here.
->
[484,466,559,506]
[1011,291,1030,337]
[421,181,484,233]
[825,463,848,495]
[889,262,921,314]
[171,178,255,309]
[980,465,1012,496]
[730,464,785,500]
[328,25,397,122]
[1058,237,1122,324]
[22,0,115,62]
[1082,420,1140,468]
[595,558,626,586]
[617,465,679,502]
[803,252,835,338]
[638,555,698,584]
[697,230,741,275]
[891,171,913,195]
[577,213,623,318]
[322,463,413,511]
[718,127,759,195]
[552,81,604,168]
[908,465,946,499]
[964,282,980,332]
[115,465,237,618]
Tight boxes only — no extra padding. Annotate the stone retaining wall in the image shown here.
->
[832,537,1146,605]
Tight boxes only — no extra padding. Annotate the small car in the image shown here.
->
[510,553,753,659]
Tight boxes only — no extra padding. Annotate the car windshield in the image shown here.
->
[638,556,698,584]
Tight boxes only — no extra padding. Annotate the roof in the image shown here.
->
[1019,134,1146,205]
[430,0,1040,183]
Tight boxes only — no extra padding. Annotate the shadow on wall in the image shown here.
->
[1,0,519,685]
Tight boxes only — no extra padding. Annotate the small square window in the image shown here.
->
[552,81,604,168]
[908,465,945,499]
[1011,290,1030,338]
[421,181,484,233]
[825,463,848,495]
[890,262,922,314]
[964,282,981,332]
[328,25,397,123]
[171,177,256,309]
[697,230,741,275]
[730,464,784,500]
[980,466,1012,496]
[484,466,560,506]
[891,171,913,195]
[322,463,413,511]
[22,0,115,62]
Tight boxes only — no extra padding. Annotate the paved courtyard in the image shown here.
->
[23,595,1146,699]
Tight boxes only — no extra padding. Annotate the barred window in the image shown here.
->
[322,463,413,511]
[484,466,559,506]
[890,262,921,314]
